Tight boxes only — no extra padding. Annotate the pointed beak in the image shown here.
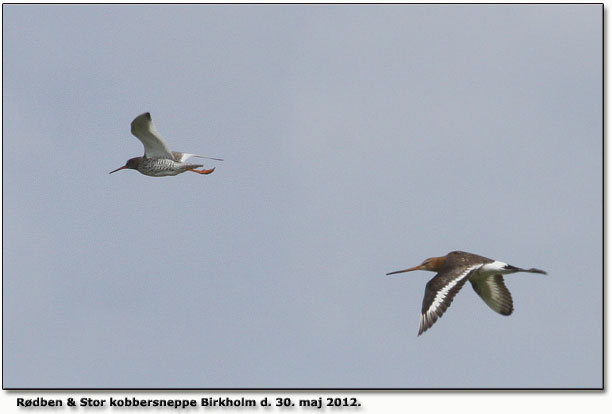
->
[109,165,127,174]
[386,265,423,275]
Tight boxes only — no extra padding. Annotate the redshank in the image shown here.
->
[386,251,546,336]
[110,112,223,177]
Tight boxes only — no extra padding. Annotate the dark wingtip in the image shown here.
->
[528,268,547,275]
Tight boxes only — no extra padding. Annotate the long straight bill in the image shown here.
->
[386,265,422,276]
[109,166,127,174]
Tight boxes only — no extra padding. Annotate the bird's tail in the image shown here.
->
[504,264,547,274]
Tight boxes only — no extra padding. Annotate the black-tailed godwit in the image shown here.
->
[387,251,546,335]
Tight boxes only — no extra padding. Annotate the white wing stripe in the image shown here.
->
[424,265,481,316]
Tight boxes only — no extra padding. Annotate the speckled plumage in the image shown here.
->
[136,157,204,177]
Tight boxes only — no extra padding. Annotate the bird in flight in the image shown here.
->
[110,112,223,177]
[387,251,546,336]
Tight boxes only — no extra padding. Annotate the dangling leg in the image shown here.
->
[188,167,215,175]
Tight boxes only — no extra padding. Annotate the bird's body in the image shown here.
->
[386,251,546,336]
[110,112,223,177]
[121,156,206,177]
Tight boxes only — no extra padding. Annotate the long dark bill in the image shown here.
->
[386,265,422,276]
[109,166,127,174]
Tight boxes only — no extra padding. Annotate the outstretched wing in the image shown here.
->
[470,274,514,316]
[130,112,174,159]
[419,264,481,335]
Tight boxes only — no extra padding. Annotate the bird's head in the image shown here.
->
[109,157,141,174]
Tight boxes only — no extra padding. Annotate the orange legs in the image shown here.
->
[188,167,215,175]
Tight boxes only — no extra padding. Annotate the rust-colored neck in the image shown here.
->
[421,255,446,272]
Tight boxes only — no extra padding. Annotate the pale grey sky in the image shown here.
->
[3,4,602,388]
